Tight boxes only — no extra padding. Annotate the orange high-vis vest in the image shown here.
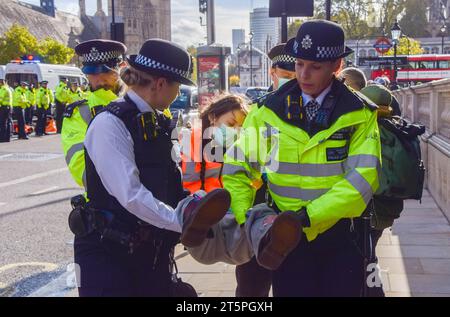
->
[181,128,223,193]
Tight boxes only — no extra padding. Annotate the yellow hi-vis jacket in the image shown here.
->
[36,87,54,110]
[223,79,382,242]
[0,85,12,106]
[55,82,69,103]
[13,86,28,108]
[66,88,84,104]
[61,89,118,188]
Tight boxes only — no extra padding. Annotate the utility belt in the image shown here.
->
[68,195,180,256]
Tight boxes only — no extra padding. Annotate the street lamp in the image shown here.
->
[236,47,241,86]
[391,21,402,86]
[249,31,254,87]
[441,24,447,54]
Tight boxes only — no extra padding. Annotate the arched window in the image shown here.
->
[444,47,450,54]
[423,47,430,54]
[368,49,376,57]
[359,49,367,57]
[431,47,439,54]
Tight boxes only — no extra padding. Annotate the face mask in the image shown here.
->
[213,124,238,148]
[278,77,291,88]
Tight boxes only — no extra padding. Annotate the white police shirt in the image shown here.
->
[84,89,182,233]
[301,83,332,108]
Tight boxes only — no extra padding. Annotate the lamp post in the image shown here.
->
[249,31,254,87]
[236,47,241,86]
[391,21,402,87]
[441,24,447,54]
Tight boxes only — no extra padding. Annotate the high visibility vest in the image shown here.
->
[0,85,12,106]
[181,128,223,193]
[36,87,53,109]
[66,88,84,104]
[223,79,381,242]
[61,89,118,188]
[55,82,68,103]
[12,87,28,108]
[26,88,36,106]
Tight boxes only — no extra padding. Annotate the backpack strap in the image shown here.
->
[63,99,88,118]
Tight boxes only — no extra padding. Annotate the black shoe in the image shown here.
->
[257,211,303,271]
[18,136,29,140]
[180,189,231,248]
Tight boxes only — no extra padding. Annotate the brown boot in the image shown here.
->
[180,188,231,248]
[257,211,303,271]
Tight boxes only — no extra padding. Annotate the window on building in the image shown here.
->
[423,47,430,54]
[133,19,137,29]
[359,49,367,57]
[128,19,131,28]
[444,47,450,54]
[368,49,376,57]
[431,47,439,54]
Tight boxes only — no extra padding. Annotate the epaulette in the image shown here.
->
[354,91,379,111]
[63,99,88,118]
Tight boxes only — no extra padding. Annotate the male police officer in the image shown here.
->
[267,42,297,91]
[66,81,84,104]
[35,81,54,137]
[12,82,29,139]
[61,39,127,188]
[223,20,382,297]
[75,39,230,297]
[0,78,12,142]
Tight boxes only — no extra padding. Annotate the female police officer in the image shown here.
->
[223,20,383,297]
[75,39,230,297]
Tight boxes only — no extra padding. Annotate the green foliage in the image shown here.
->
[399,0,431,38]
[0,23,74,65]
[187,45,198,84]
[288,20,302,39]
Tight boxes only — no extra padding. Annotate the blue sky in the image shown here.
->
[22,0,271,48]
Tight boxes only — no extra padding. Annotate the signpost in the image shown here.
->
[373,37,393,55]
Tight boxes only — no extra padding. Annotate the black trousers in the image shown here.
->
[272,218,385,297]
[235,256,272,297]
[74,231,174,297]
[55,100,65,133]
[13,107,26,138]
[25,106,34,125]
[35,108,46,136]
[0,106,11,142]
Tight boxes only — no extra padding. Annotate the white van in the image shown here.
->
[5,61,87,90]
[0,65,6,80]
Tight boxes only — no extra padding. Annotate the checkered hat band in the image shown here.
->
[134,54,190,78]
[316,45,345,59]
[83,51,123,64]
[272,55,296,65]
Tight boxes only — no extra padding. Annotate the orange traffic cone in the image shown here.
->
[45,116,57,134]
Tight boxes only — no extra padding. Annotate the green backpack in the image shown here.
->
[375,116,425,200]
[372,116,426,230]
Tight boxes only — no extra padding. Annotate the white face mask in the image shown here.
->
[273,74,291,89]
[213,124,239,148]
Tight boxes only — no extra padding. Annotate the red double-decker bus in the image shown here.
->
[359,54,450,85]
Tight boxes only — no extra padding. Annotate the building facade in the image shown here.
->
[232,29,245,54]
[250,7,280,52]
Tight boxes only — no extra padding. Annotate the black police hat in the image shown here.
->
[41,81,48,84]
[268,42,296,72]
[75,39,127,75]
[285,20,353,62]
[127,39,195,86]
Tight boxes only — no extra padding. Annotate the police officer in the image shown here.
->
[66,81,84,104]
[55,78,69,133]
[12,81,29,140]
[35,81,54,137]
[267,42,297,92]
[61,39,127,188]
[0,78,12,142]
[76,39,230,297]
[223,20,382,296]
[25,83,36,125]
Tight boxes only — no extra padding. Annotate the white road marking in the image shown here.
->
[0,154,13,159]
[0,168,68,189]
[30,186,60,196]
[0,262,58,274]
[0,202,6,207]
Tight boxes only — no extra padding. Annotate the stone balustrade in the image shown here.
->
[394,79,450,218]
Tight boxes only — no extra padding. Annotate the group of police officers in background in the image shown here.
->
[0,75,89,142]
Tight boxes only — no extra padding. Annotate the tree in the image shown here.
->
[0,24,74,65]
[288,20,302,39]
[38,38,74,64]
[384,37,424,55]
[187,45,198,84]
[0,23,38,64]
[229,75,240,87]
[399,0,430,38]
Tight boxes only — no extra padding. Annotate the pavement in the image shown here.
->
[1,134,450,297]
